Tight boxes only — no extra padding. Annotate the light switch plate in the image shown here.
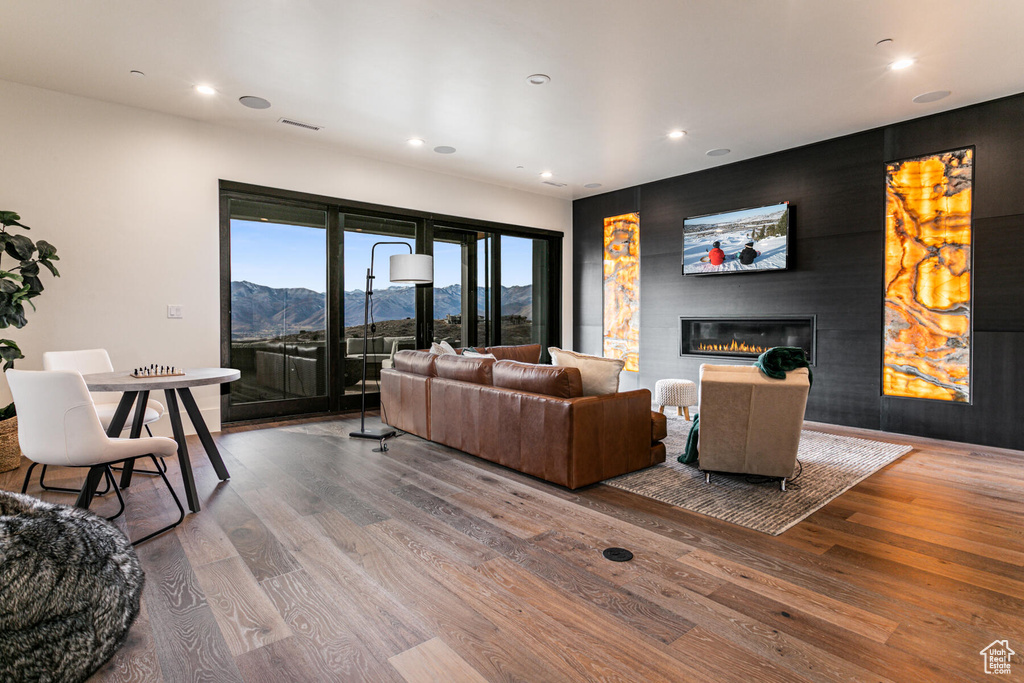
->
[167,305,183,319]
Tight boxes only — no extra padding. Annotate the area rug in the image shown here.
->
[605,415,913,535]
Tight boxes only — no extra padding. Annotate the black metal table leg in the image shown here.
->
[177,387,230,481]
[75,465,107,509]
[118,390,150,488]
[164,388,200,513]
[106,391,138,437]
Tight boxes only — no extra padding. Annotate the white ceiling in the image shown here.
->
[2,1,1023,200]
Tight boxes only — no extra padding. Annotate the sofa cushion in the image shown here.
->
[548,347,624,396]
[493,361,583,398]
[384,336,416,357]
[435,354,495,385]
[485,344,542,363]
[651,411,668,443]
[394,350,437,377]
[347,336,385,355]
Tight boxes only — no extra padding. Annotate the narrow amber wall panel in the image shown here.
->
[603,213,640,371]
[883,149,973,402]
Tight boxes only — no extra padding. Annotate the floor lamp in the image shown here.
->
[350,241,433,441]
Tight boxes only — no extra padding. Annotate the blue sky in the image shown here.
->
[685,203,787,227]
[231,220,534,292]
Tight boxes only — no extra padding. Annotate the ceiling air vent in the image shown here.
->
[278,117,323,131]
[542,180,567,188]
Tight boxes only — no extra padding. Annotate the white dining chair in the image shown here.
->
[7,369,185,544]
[40,348,169,490]
[42,349,166,430]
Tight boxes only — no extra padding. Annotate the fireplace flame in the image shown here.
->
[696,340,769,355]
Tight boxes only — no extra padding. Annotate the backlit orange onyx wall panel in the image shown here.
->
[603,213,640,372]
[883,148,973,402]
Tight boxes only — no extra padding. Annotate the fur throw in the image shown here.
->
[0,491,144,683]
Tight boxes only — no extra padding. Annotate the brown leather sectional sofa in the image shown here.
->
[380,344,667,489]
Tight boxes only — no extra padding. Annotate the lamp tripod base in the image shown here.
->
[350,426,396,452]
[350,427,397,440]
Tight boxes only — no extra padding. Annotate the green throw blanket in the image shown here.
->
[676,346,811,466]
[754,346,812,386]
[679,413,699,464]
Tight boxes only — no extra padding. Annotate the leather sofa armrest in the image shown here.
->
[567,389,654,488]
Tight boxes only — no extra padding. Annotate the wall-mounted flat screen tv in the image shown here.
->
[682,202,790,276]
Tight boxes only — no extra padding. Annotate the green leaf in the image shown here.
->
[0,211,22,227]
[0,271,23,282]
[0,345,24,367]
[10,282,32,302]
[23,276,43,296]
[19,261,39,278]
[4,234,34,261]
[0,279,21,294]
[0,338,24,354]
[39,260,60,277]
[0,301,28,328]
[0,403,16,420]
[35,240,56,260]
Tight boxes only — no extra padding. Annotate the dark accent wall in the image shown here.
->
[573,93,1024,451]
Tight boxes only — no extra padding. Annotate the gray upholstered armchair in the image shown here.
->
[696,364,811,490]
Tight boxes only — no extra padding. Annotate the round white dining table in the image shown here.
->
[81,367,240,513]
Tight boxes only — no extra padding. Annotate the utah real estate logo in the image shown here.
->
[980,640,1015,675]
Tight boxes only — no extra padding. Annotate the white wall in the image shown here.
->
[0,79,572,434]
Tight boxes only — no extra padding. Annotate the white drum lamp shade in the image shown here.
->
[390,253,433,283]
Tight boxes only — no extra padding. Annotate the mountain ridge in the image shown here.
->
[231,280,532,339]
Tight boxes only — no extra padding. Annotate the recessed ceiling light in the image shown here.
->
[527,74,551,85]
[239,96,271,109]
[706,148,731,157]
[407,138,425,147]
[889,58,915,71]
[668,130,686,139]
[195,84,217,95]
[129,70,145,78]
[540,171,553,178]
[584,183,602,189]
[433,145,456,154]
[913,90,951,104]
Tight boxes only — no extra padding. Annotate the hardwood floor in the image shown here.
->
[3,414,1022,682]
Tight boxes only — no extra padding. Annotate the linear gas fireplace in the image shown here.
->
[679,316,815,363]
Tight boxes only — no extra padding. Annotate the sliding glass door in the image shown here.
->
[429,228,555,354]
[432,226,494,348]
[223,199,331,421]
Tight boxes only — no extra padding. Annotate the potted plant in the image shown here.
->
[0,210,59,472]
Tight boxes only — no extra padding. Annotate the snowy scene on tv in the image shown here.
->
[682,203,789,275]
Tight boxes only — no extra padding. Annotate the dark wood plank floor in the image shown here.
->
[3,413,1022,682]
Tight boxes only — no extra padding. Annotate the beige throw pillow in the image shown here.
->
[461,349,497,359]
[429,341,459,356]
[548,347,624,396]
